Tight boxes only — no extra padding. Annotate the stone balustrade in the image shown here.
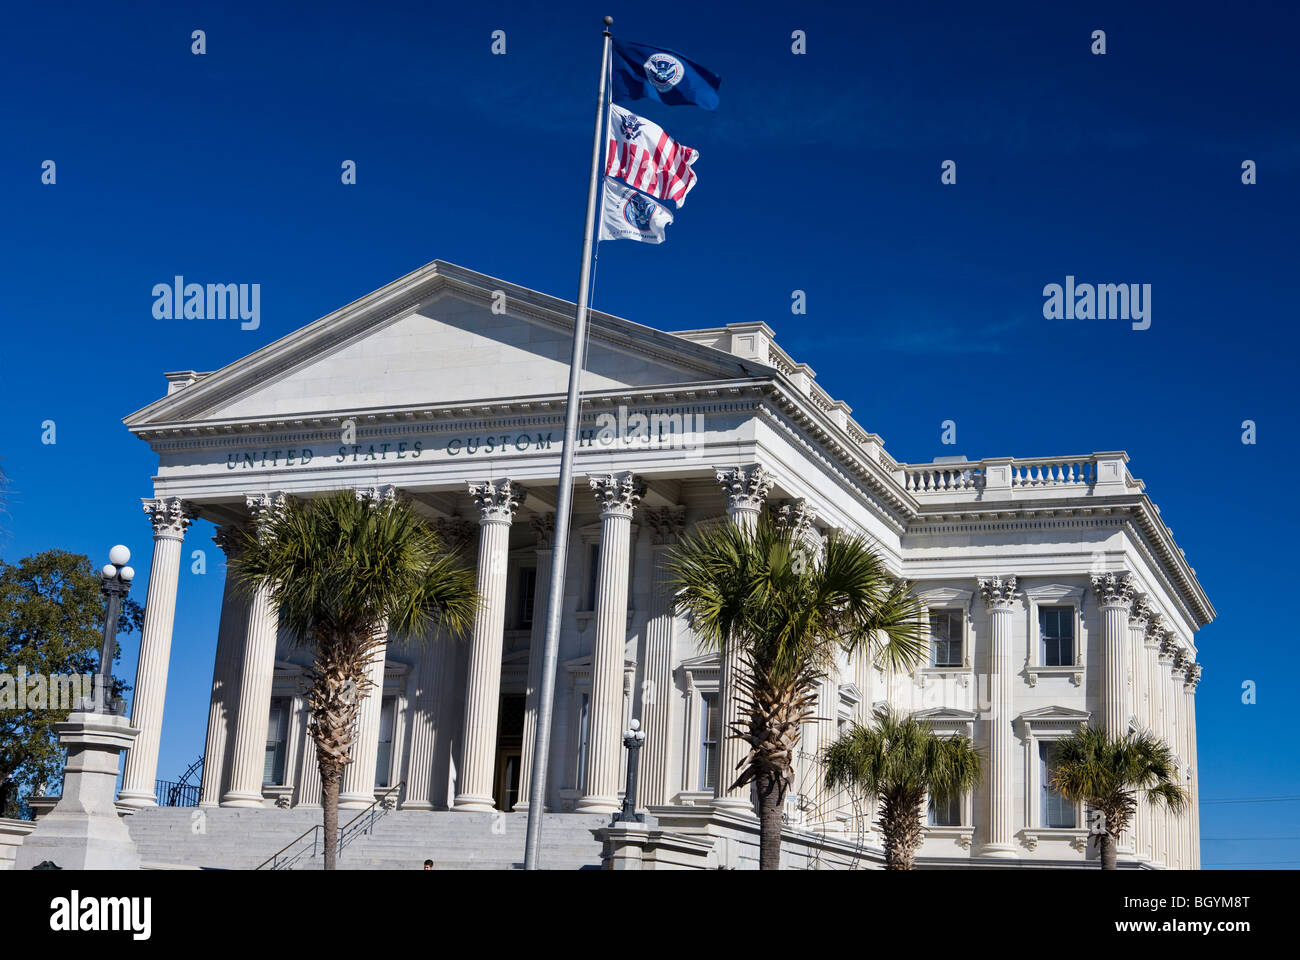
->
[899,452,1138,500]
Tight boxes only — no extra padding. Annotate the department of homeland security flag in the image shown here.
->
[611,39,721,110]
[599,177,673,244]
[606,104,699,207]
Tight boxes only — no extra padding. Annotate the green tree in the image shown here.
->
[1048,725,1188,870]
[231,491,478,870]
[0,550,140,818]
[666,515,927,870]
[823,707,983,870]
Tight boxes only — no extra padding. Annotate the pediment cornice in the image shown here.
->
[124,260,775,429]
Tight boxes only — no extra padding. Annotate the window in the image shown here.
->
[929,610,962,667]
[929,791,961,827]
[263,698,289,785]
[516,567,537,629]
[699,692,721,791]
[585,544,601,610]
[1039,605,1074,667]
[1039,741,1075,828]
[375,696,396,788]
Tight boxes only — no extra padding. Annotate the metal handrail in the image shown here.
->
[256,781,404,870]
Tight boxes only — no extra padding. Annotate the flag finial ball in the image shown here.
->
[604,16,613,27]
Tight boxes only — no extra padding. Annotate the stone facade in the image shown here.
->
[116,261,1214,868]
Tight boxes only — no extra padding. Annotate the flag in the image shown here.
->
[611,39,721,111]
[599,177,673,244]
[605,104,699,207]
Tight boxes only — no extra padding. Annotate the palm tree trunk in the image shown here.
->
[321,761,341,871]
[755,771,785,870]
[1100,831,1118,870]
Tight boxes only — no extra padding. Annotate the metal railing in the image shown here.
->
[154,779,201,807]
[256,781,404,870]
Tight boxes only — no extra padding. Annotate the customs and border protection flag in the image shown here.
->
[611,39,721,110]
[606,104,699,207]
[599,177,673,244]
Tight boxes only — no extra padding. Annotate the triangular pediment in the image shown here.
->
[126,260,772,427]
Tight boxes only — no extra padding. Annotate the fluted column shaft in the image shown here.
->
[222,492,285,808]
[1130,599,1154,862]
[578,473,642,814]
[516,513,554,813]
[1185,667,1201,869]
[401,631,446,810]
[640,508,685,807]
[979,576,1019,857]
[1153,636,1174,866]
[119,497,195,808]
[339,631,388,808]
[221,579,279,807]
[199,527,249,807]
[455,480,524,811]
[294,712,322,807]
[714,465,774,814]
[1093,573,1136,857]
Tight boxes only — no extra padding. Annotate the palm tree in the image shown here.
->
[822,707,982,869]
[1047,726,1188,870]
[665,514,928,870]
[232,490,478,870]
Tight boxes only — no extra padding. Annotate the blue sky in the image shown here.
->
[1,1,1296,867]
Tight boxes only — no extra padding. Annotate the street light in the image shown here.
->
[95,545,134,715]
[613,718,646,824]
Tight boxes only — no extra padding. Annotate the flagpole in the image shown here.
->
[523,14,613,872]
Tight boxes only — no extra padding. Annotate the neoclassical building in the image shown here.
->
[118,261,1213,868]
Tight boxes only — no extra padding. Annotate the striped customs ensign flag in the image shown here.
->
[605,103,699,207]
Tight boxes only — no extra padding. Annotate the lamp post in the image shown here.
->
[613,719,646,824]
[95,545,134,715]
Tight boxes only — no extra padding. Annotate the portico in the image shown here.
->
[118,260,1215,868]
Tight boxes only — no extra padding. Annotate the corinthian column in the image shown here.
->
[222,492,286,808]
[978,575,1020,858]
[516,513,555,813]
[640,507,685,807]
[1129,595,1154,862]
[198,525,251,807]
[1092,572,1135,735]
[339,627,388,808]
[119,496,196,808]
[577,473,644,814]
[454,479,525,811]
[1185,663,1202,869]
[1152,624,1175,867]
[713,465,774,814]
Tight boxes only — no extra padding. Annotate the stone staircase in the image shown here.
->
[124,807,608,870]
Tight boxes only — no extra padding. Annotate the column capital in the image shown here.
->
[529,512,556,550]
[773,498,817,540]
[1129,593,1154,629]
[1092,571,1137,609]
[142,497,196,540]
[978,575,1020,611]
[643,506,686,545]
[354,484,398,508]
[468,479,525,524]
[245,491,288,534]
[589,472,645,520]
[1184,663,1202,691]
[433,517,475,553]
[212,524,249,558]
[715,464,774,515]
[1157,630,1178,663]
[1144,613,1166,649]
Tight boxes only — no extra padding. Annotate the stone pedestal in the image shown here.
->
[15,712,142,870]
